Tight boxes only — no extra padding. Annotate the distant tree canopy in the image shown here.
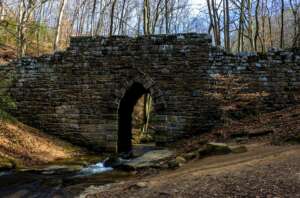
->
[0,0,299,57]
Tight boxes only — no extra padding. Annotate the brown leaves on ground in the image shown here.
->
[0,119,83,167]
[0,44,16,64]
[217,104,300,141]
[82,144,300,198]
[170,104,300,156]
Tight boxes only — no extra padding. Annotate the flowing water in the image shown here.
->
[0,144,159,198]
[0,161,134,198]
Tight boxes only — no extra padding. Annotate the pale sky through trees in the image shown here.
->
[190,0,206,15]
[0,0,299,56]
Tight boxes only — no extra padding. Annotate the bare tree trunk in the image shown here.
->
[207,0,216,42]
[143,0,150,35]
[69,0,81,36]
[254,0,260,51]
[54,0,68,51]
[207,0,220,46]
[238,0,245,52]
[36,5,44,56]
[109,0,117,36]
[78,3,87,35]
[17,1,26,57]
[165,0,169,33]
[261,0,266,53]
[141,94,152,135]
[280,0,284,48]
[152,0,163,34]
[0,0,4,21]
[96,0,109,35]
[298,15,300,47]
[247,0,254,50]
[289,0,299,47]
[266,2,273,48]
[223,0,230,51]
[118,0,126,34]
[212,0,221,46]
[90,0,97,36]
[137,12,141,36]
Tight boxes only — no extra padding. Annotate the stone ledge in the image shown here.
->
[70,33,212,46]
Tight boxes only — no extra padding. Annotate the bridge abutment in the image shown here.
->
[1,34,299,152]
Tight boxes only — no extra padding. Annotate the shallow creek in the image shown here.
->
[0,144,160,198]
[0,160,135,198]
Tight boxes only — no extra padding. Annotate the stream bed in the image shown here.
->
[0,144,170,198]
[0,162,134,198]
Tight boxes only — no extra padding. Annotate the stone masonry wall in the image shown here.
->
[0,33,299,152]
[209,47,300,112]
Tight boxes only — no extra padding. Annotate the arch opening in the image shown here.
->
[117,82,154,154]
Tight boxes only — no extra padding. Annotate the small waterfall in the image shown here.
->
[0,171,11,177]
[77,162,113,176]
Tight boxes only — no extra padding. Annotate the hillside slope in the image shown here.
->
[0,118,84,169]
[218,104,300,142]
[0,44,16,64]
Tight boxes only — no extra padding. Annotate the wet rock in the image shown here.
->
[41,178,63,187]
[103,156,124,168]
[123,149,173,170]
[168,159,180,169]
[183,152,198,160]
[168,156,186,169]
[30,165,84,174]
[135,182,148,188]
[118,151,133,159]
[229,146,248,154]
[286,135,300,144]
[235,137,249,143]
[198,142,232,158]
[175,156,186,164]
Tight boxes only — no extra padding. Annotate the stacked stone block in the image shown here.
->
[0,33,299,152]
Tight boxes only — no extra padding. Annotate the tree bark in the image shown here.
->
[0,0,4,21]
[118,0,126,34]
[54,0,68,51]
[207,0,220,46]
[165,0,169,33]
[247,0,254,50]
[254,0,260,51]
[17,1,26,57]
[223,0,230,51]
[152,0,163,34]
[238,0,245,52]
[266,1,273,48]
[280,0,284,48]
[90,0,97,36]
[109,0,117,36]
[261,0,266,53]
[212,0,221,46]
[143,0,150,35]
[289,0,299,47]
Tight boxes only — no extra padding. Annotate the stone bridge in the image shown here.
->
[1,33,300,152]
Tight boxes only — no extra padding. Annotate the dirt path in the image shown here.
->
[81,144,300,198]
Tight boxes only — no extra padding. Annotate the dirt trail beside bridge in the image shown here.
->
[82,143,300,198]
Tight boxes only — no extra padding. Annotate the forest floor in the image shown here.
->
[81,143,300,198]
[0,44,16,64]
[0,118,87,170]
[80,105,300,198]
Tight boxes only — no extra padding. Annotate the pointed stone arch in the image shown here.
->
[114,73,167,112]
[114,73,167,153]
